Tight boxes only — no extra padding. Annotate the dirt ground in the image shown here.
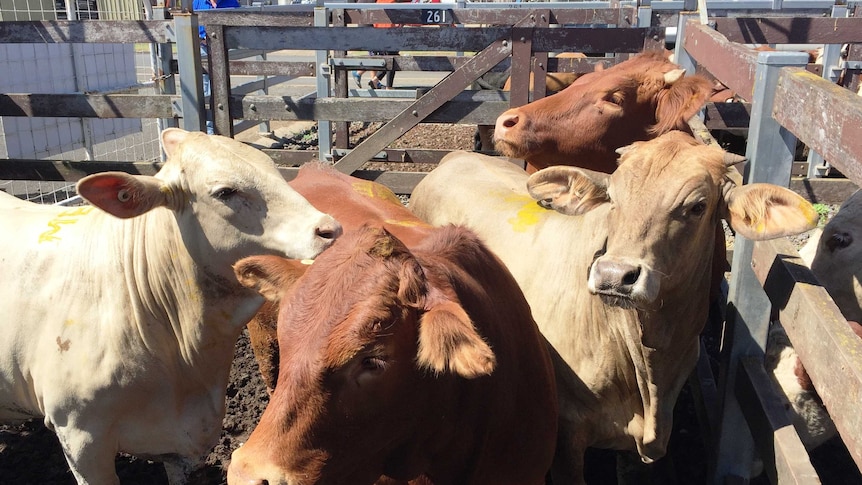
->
[1,123,859,484]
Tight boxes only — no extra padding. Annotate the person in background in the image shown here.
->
[194,0,240,133]
[366,0,408,89]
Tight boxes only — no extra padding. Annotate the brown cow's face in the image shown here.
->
[493,52,713,174]
[228,227,495,485]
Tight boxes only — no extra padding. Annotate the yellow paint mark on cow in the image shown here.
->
[56,336,71,353]
[351,181,402,205]
[383,218,431,228]
[504,194,548,232]
[38,206,96,243]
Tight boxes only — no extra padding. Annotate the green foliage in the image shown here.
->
[813,203,830,226]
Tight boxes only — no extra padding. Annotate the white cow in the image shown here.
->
[0,128,341,485]
[410,131,818,483]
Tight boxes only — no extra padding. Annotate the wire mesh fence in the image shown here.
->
[0,0,166,204]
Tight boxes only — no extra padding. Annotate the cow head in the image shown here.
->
[810,190,862,322]
[76,128,342,280]
[527,131,818,316]
[228,226,495,485]
[493,52,714,174]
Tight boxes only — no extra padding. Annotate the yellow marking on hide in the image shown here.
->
[38,206,96,243]
[504,194,548,232]
[383,218,431,228]
[351,181,402,205]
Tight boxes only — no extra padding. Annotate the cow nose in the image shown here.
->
[316,216,342,244]
[494,110,521,139]
[592,259,641,295]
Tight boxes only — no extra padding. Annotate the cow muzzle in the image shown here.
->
[588,256,659,308]
[228,450,296,485]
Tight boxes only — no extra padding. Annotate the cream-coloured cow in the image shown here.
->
[409,131,817,483]
[0,128,341,485]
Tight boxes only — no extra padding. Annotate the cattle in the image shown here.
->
[804,189,862,322]
[765,189,862,451]
[409,131,818,483]
[475,52,587,151]
[492,51,714,174]
[228,224,559,485]
[247,161,437,394]
[0,128,341,485]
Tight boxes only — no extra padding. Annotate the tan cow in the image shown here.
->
[228,224,558,485]
[409,131,818,483]
[493,51,714,174]
[0,129,341,485]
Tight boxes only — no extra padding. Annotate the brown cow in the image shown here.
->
[248,162,436,393]
[409,131,818,483]
[493,51,713,174]
[228,225,558,485]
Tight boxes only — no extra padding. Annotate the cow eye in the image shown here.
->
[212,186,237,200]
[689,201,707,217]
[609,92,624,106]
[361,356,387,373]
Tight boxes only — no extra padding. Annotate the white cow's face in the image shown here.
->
[76,129,342,279]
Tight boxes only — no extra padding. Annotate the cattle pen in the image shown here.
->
[1,0,862,484]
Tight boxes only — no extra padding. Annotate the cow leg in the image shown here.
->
[53,422,120,485]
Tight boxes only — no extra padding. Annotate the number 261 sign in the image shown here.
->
[421,9,453,25]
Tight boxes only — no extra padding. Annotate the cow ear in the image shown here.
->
[417,294,496,379]
[527,166,609,216]
[77,172,167,219]
[723,183,819,240]
[234,255,310,302]
[654,74,713,135]
[161,128,190,158]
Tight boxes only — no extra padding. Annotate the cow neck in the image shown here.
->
[111,208,251,380]
[619,270,710,463]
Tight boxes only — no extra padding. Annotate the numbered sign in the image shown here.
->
[421,9,452,25]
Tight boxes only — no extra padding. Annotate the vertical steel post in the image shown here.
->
[153,6,178,147]
[315,2,333,162]
[712,50,810,484]
[673,12,699,74]
[174,12,207,133]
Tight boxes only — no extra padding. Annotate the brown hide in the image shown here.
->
[229,226,558,485]
[493,51,713,174]
[477,53,585,152]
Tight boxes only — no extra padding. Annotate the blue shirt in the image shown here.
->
[194,0,241,40]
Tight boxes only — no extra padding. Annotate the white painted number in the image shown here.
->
[425,9,445,23]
